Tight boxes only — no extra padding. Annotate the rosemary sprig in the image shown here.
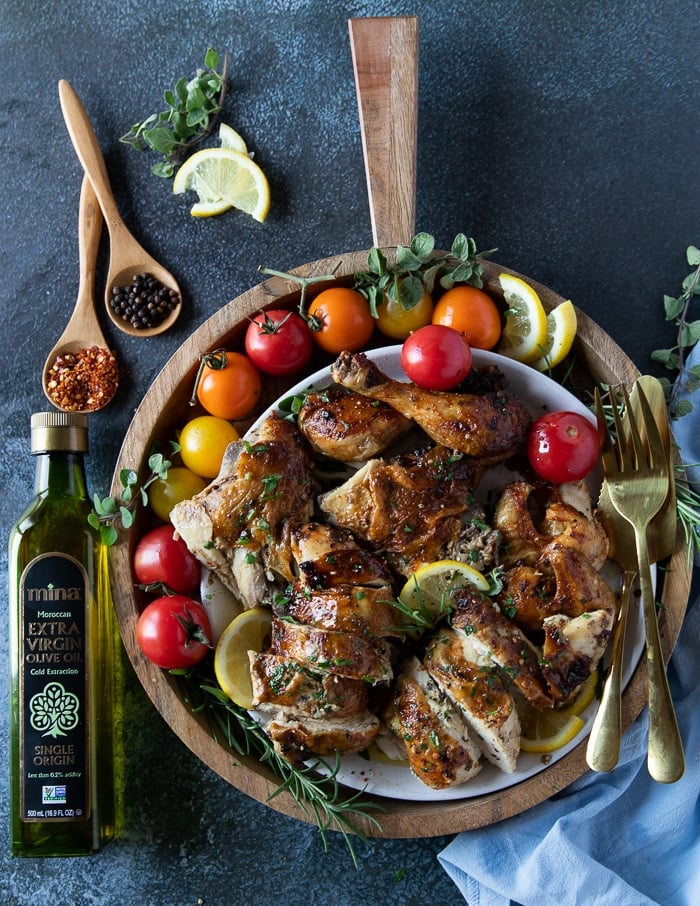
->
[176,668,383,866]
[674,463,700,561]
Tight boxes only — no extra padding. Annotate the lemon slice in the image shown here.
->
[173,147,270,222]
[531,300,578,372]
[497,273,549,364]
[520,669,598,753]
[520,713,586,754]
[214,607,273,708]
[218,122,249,154]
[399,559,490,625]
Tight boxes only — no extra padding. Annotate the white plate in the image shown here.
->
[249,346,645,802]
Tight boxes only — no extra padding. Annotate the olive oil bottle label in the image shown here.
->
[18,553,90,823]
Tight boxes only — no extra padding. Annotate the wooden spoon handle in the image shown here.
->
[58,79,125,235]
[349,16,419,247]
[77,174,102,303]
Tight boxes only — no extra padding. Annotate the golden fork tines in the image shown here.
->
[587,378,678,773]
[593,381,684,783]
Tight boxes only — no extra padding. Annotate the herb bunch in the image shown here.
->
[354,232,496,316]
[177,668,383,865]
[120,48,228,178]
[651,245,700,418]
[89,449,177,546]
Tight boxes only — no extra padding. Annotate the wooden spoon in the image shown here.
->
[58,79,181,337]
[42,175,118,413]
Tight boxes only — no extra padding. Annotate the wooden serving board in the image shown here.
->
[108,17,691,837]
[108,252,691,838]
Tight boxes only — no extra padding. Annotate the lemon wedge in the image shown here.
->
[520,713,586,754]
[497,273,549,364]
[520,669,598,754]
[173,147,270,221]
[531,300,578,372]
[399,559,490,626]
[214,607,273,708]
[218,122,249,154]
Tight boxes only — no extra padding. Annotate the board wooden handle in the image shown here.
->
[349,16,419,247]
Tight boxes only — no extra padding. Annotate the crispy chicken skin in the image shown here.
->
[425,629,521,773]
[494,480,609,569]
[450,585,554,710]
[297,384,412,461]
[270,618,393,684]
[384,657,482,789]
[289,522,393,589]
[319,444,497,577]
[498,543,617,635]
[541,608,614,703]
[250,652,369,718]
[262,710,380,763]
[330,351,531,463]
[170,415,314,607]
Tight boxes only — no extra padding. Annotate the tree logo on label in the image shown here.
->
[29,681,80,738]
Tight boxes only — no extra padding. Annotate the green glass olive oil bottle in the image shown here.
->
[8,412,116,856]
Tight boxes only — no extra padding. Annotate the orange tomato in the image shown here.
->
[195,350,262,420]
[376,287,434,340]
[432,285,502,350]
[307,287,375,354]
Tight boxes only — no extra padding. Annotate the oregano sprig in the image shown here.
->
[650,245,700,418]
[120,48,228,178]
[88,447,177,546]
[354,232,496,316]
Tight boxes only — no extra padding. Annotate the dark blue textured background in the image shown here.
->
[1,1,697,903]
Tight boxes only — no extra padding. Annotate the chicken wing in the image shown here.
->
[330,351,531,462]
[297,384,412,461]
[494,480,609,569]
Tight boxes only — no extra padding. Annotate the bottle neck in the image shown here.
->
[34,451,89,500]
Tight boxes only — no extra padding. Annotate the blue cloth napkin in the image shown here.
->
[439,350,700,906]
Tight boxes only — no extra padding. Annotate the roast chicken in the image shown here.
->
[383,657,483,789]
[170,414,314,608]
[319,444,499,577]
[330,351,531,462]
[297,384,411,462]
[167,350,617,786]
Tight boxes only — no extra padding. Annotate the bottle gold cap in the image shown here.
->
[30,411,89,454]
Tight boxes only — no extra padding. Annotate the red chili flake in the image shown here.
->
[45,345,119,412]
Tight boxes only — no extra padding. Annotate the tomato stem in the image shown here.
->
[258,264,341,319]
[189,348,228,407]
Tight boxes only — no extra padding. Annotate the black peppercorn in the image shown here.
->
[109,272,180,329]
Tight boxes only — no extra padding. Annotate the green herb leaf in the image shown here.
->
[120,48,228,178]
[354,232,496,314]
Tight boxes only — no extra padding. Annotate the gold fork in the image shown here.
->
[594,382,685,783]
[587,378,677,773]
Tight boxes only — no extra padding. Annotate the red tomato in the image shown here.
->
[136,595,212,670]
[432,285,502,350]
[195,350,262,420]
[527,411,600,483]
[133,525,201,594]
[245,309,313,376]
[401,324,473,390]
[307,287,375,354]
